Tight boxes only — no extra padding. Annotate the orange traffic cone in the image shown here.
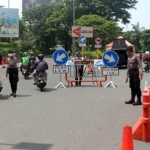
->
[121,126,134,150]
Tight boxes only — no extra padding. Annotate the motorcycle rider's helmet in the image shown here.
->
[145,51,149,55]
[8,50,14,54]
[30,51,34,56]
[38,54,44,60]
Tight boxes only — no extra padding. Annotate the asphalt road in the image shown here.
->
[0,59,150,150]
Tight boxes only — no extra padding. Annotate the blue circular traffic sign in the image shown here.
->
[102,50,119,67]
[79,36,87,44]
[53,49,68,65]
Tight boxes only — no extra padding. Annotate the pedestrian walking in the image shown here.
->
[6,50,19,97]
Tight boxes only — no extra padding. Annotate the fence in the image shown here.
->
[65,60,107,87]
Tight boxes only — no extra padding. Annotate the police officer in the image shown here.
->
[71,52,84,86]
[125,46,143,105]
[6,50,19,97]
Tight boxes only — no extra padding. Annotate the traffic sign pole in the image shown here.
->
[96,48,98,59]
[82,47,84,57]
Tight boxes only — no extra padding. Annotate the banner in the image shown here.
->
[0,8,19,37]
[23,0,62,11]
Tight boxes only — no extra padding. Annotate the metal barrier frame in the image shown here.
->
[65,60,107,87]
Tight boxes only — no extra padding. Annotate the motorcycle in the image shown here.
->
[22,66,30,79]
[30,60,35,74]
[35,72,47,91]
[144,61,150,72]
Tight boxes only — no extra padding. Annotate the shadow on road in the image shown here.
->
[0,94,9,100]
[42,88,57,92]
[16,95,31,97]
[0,142,53,150]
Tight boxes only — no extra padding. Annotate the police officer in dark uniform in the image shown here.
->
[125,46,143,105]
[71,52,84,86]
[6,50,19,97]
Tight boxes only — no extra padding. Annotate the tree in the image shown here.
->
[132,22,145,51]
[19,19,29,40]
[64,0,138,24]
[22,0,138,53]
[141,29,150,51]
[23,3,60,53]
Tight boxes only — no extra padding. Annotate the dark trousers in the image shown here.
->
[75,66,83,85]
[9,68,19,93]
[129,69,141,102]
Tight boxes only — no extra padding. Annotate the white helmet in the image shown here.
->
[145,51,149,54]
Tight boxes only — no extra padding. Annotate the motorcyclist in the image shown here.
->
[29,52,36,62]
[33,54,48,85]
[20,52,30,73]
[143,51,150,62]
[29,52,36,73]
[143,51,150,71]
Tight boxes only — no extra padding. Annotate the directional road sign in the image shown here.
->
[53,49,68,65]
[79,36,87,44]
[72,26,93,37]
[102,50,119,68]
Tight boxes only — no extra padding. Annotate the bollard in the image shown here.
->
[132,89,150,142]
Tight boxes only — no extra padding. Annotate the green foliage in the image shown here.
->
[22,0,137,54]
[78,50,103,59]
[0,42,20,57]
[75,15,121,48]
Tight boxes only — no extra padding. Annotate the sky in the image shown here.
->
[0,0,150,31]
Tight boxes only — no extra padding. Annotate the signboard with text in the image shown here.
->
[0,8,19,37]
[102,68,119,76]
[53,66,69,74]
[22,0,61,11]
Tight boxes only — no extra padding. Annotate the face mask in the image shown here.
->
[8,53,13,57]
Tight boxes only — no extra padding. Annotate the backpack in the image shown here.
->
[21,56,30,66]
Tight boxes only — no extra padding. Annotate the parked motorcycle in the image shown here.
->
[35,72,47,91]
[144,61,150,72]
[22,66,30,79]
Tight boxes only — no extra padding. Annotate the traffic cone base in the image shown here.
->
[133,114,150,142]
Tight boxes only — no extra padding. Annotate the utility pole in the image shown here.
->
[72,0,76,56]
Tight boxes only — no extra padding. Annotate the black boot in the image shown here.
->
[13,91,16,97]
[125,99,134,104]
[133,89,142,105]
[125,89,135,104]
[132,101,142,105]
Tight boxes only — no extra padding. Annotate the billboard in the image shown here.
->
[0,8,19,37]
[23,0,62,11]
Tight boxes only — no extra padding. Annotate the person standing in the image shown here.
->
[71,52,84,86]
[125,46,143,105]
[6,50,19,97]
